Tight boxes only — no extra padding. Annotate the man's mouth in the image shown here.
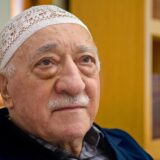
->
[53,106,86,112]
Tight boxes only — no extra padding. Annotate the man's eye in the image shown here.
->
[41,59,52,65]
[81,55,95,64]
[36,58,56,68]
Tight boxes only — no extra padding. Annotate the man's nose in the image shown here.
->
[55,59,85,96]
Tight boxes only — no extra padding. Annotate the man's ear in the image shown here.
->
[0,74,13,109]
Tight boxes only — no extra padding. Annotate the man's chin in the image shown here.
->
[45,111,92,141]
[65,123,90,136]
[49,121,91,142]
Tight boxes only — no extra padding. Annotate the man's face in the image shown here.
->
[7,24,100,143]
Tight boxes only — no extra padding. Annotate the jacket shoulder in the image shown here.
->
[97,126,153,160]
[102,128,138,142]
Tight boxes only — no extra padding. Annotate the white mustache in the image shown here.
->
[48,93,90,111]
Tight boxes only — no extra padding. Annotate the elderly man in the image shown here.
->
[0,5,152,160]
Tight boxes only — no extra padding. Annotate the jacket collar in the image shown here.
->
[94,124,148,160]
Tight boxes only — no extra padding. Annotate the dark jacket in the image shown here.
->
[0,108,153,160]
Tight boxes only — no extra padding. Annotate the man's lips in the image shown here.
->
[53,106,86,112]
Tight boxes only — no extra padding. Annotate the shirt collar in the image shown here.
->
[30,124,103,159]
[79,125,102,159]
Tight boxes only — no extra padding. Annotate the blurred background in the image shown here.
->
[0,0,160,159]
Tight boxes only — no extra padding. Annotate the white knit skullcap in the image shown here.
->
[0,5,90,70]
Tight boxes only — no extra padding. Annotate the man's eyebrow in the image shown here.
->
[76,45,97,54]
[28,43,58,62]
[37,43,57,53]
[28,43,98,63]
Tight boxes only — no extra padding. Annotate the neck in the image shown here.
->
[56,138,83,157]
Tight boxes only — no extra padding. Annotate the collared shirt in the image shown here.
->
[31,125,115,160]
